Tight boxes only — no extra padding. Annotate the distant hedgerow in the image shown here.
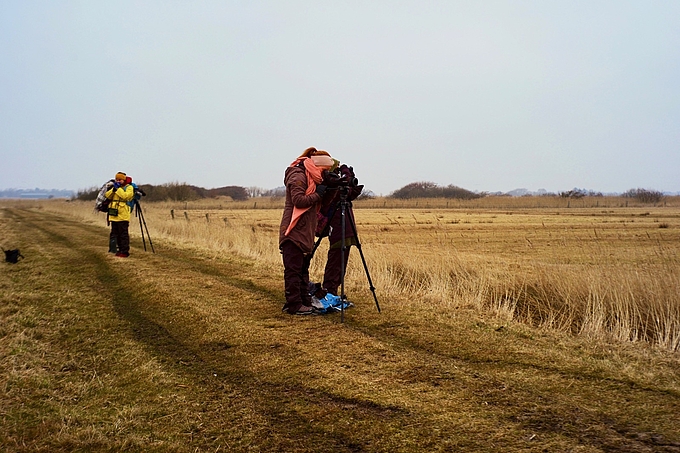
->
[623,188,664,203]
[73,187,100,201]
[390,182,483,199]
[73,182,251,202]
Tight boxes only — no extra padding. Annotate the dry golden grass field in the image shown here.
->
[1,197,679,452]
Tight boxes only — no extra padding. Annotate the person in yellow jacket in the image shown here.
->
[106,171,135,257]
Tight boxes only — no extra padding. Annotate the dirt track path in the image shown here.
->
[2,207,680,452]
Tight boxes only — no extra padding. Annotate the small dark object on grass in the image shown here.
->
[4,249,24,264]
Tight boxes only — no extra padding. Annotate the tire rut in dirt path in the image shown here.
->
[4,208,231,375]
[5,207,293,385]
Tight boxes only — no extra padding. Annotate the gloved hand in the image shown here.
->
[315,184,327,197]
[113,182,121,189]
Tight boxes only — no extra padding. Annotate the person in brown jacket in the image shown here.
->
[279,147,335,315]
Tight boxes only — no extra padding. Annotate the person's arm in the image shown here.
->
[288,170,324,208]
[104,182,119,199]
[118,185,135,202]
[106,184,134,201]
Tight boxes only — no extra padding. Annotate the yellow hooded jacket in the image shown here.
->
[105,184,135,222]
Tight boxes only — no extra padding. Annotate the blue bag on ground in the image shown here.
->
[313,293,354,314]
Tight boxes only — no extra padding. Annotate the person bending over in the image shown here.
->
[279,147,334,315]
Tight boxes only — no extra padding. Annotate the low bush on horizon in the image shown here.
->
[389,181,484,199]
[624,187,665,203]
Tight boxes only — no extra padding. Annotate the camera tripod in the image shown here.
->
[311,185,381,321]
[133,199,155,253]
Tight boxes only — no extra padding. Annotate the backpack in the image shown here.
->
[94,180,115,213]
[4,249,24,264]
[127,183,143,214]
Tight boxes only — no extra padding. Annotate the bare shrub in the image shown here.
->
[623,188,664,203]
[202,186,249,200]
[559,188,602,198]
[73,186,99,201]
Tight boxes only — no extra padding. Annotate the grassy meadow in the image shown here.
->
[53,196,680,350]
[1,196,679,452]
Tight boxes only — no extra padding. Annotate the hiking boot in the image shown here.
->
[310,296,325,310]
[289,305,318,316]
[115,252,130,258]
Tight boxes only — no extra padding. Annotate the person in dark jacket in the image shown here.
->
[320,164,364,297]
[279,147,335,315]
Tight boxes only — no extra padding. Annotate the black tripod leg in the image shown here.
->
[137,203,155,253]
[141,211,155,253]
[340,201,347,322]
[136,202,147,251]
[310,234,324,261]
[346,208,381,313]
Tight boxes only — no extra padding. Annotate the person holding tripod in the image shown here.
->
[106,171,135,258]
[319,164,364,298]
[279,147,336,315]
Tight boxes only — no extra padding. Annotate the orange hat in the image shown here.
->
[115,172,126,181]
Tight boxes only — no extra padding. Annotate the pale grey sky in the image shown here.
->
[1,1,679,196]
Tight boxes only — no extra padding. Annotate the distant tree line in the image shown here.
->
[74,182,249,202]
[72,181,669,203]
[388,183,667,203]
[556,187,664,203]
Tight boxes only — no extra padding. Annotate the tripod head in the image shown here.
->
[332,184,352,200]
[322,164,360,190]
[131,187,147,212]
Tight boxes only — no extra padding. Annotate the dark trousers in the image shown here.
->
[322,236,356,295]
[110,221,130,254]
[322,245,351,296]
[281,240,312,313]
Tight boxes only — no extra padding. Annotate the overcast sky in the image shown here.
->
[1,1,679,196]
